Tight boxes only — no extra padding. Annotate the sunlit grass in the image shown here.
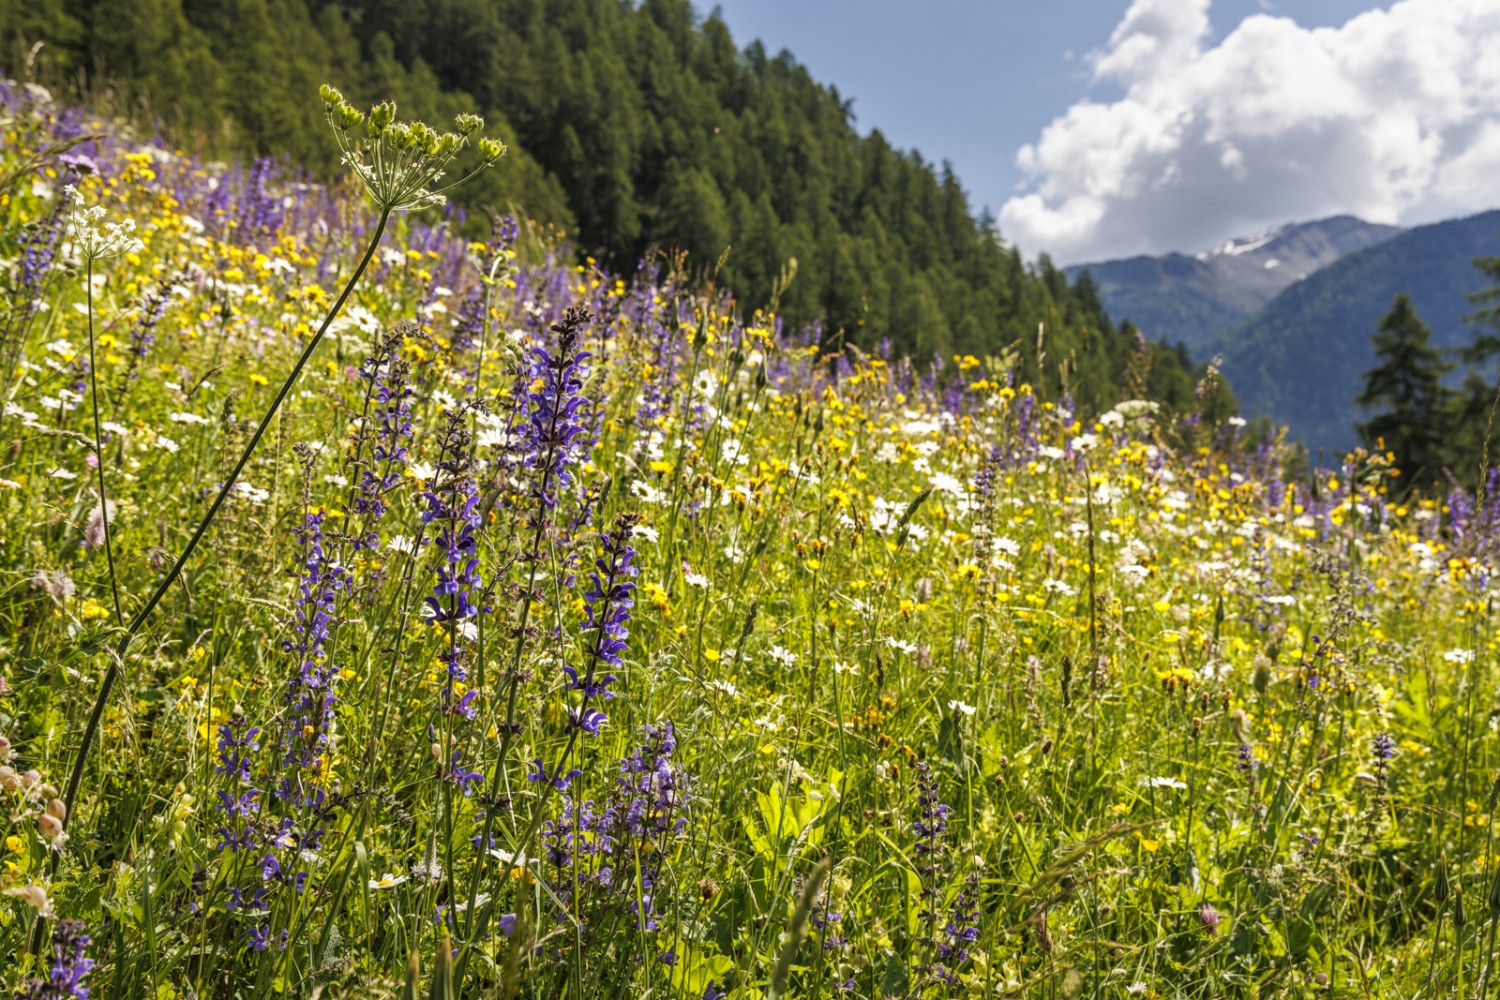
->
[1,81,1496,999]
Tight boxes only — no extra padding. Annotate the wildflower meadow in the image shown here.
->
[4,81,1500,999]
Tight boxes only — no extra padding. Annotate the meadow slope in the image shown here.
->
[2,84,1498,1000]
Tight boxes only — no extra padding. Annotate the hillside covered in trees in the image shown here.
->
[1,0,1206,410]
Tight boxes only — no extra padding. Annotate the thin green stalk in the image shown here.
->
[60,207,393,823]
[83,256,123,625]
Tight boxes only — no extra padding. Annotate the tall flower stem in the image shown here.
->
[60,207,393,825]
[83,256,123,625]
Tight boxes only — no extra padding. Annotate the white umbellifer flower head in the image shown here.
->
[319,84,505,213]
[66,187,145,261]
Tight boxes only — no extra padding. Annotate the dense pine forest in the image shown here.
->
[0,0,1208,411]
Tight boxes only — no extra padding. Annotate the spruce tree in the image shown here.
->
[1356,294,1453,489]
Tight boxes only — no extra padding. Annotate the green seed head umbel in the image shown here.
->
[321,85,505,212]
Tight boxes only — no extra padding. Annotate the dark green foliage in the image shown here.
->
[1356,295,1452,491]
[1444,253,1500,485]
[1461,252,1500,367]
[1443,371,1500,486]
[2,0,1207,409]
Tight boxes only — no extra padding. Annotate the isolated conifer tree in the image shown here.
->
[1357,294,1453,489]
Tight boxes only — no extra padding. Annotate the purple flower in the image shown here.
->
[227,886,269,912]
[58,152,97,176]
[246,924,271,952]
[442,750,484,794]
[16,919,93,999]
[528,758,583,791]
[14,193,67,323]
[215,717,261,782]
[348,335,415,535]
[523,306,593,508]
[808,875,857,990]
[570,707,608,736]
[539,723,692,932]
[1236,743,1258,777]
[1373,733,1397,783]
[217,788,261,818]
[419,406,491,716]
[913,760,956,973]
[913,761,951,863]
[215,826,256,854]
[122,277,177,378]
[565,512,640,734]
[938,872,980,975]
[279,511,347,778]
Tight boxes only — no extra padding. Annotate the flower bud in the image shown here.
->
[1252,655,1272,693]
[0,765,17,791]
[478,138,506,163]
[38,812,64,840]
[0,735,12,759]
[370,101,396,130]
[47,798,66,821]
[1231,708,1251,743]
[454,113,483,136]
[409,121,437,156]
[387,123,415,151]
[21,769,41,791]
[338,104,365,131]
[319,84,344,107]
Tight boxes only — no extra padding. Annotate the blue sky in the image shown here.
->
[699,0,1500,264]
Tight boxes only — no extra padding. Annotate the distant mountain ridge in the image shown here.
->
[1211,209,1500,453]
[1065,216,1403,351]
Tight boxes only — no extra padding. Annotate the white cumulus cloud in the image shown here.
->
[999,0,1500,264]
